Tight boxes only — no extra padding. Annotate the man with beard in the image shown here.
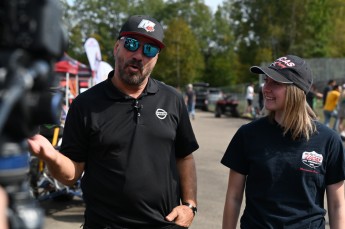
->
[28,15,199,229]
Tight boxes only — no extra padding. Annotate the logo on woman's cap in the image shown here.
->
[250,55,313,94]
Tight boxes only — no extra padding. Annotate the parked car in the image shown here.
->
[193,82,209,111]
[214,94,240,118]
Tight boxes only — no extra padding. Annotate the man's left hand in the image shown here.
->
[165,205,194,227]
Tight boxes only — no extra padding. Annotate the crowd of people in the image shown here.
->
[1,15,344,229]
[320,79,345,138]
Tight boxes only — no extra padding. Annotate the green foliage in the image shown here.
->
[153,18,204,88]
[222,0,345,83]
[163,0,213,52]
[328,0,345,57]
[59,0,345,89]
[202,8,238,86]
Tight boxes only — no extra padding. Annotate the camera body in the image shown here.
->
[0,0,67,139]
[0,0,66,60]
[0,0,67,228]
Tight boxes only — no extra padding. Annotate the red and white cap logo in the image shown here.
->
[272,56,296,69]
[138,19,155,32]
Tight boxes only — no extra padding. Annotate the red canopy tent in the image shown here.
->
[54,53,93,106]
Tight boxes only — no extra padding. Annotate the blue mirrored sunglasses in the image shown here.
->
[120,37,160,58]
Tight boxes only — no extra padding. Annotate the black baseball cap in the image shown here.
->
[118,15,165,49]
[250,55,313,94]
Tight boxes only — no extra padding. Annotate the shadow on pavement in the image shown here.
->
[39,197,85,223]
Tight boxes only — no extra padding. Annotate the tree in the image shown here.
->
[202,7,239,86]
[60,0,345,88]
[153,17,204,88]
[222,0,338,83]
[328,0,345,57]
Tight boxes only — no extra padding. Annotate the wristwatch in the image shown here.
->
[182,202,197,215]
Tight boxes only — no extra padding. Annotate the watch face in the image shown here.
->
[182,202,197,215]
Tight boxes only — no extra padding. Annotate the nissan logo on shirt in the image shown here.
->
[156,109,167,119]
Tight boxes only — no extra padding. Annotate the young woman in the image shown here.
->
[221,55,345,229]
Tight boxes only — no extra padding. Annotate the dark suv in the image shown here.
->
[193,82,209,111]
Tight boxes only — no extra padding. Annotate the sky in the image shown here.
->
[204,0,223,12]
[66,0,224,13]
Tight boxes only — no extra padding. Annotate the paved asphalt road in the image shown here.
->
[38,110,331,229]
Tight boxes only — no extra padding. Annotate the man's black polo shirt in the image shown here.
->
[60,72,199,228]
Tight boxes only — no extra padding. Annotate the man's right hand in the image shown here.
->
[28,134,84,186]
[27,134,58,162]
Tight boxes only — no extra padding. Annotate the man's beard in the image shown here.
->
[118,59,152,86]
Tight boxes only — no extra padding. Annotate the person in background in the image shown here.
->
[323,84,341,130]
[336,84,345,138]
[322,79,336,106]
[28,15,199,229]
[244,82,255,115]
[306,84,322,111]
[185,84,196,120]
[221,55,345,228]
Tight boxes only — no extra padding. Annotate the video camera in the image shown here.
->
[0,0,67,228]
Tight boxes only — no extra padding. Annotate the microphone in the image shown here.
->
[133,100,143,116]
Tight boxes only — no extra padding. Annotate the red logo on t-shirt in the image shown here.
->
[301,151,323,169]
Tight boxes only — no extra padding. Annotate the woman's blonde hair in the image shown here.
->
[268,85,317,140]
